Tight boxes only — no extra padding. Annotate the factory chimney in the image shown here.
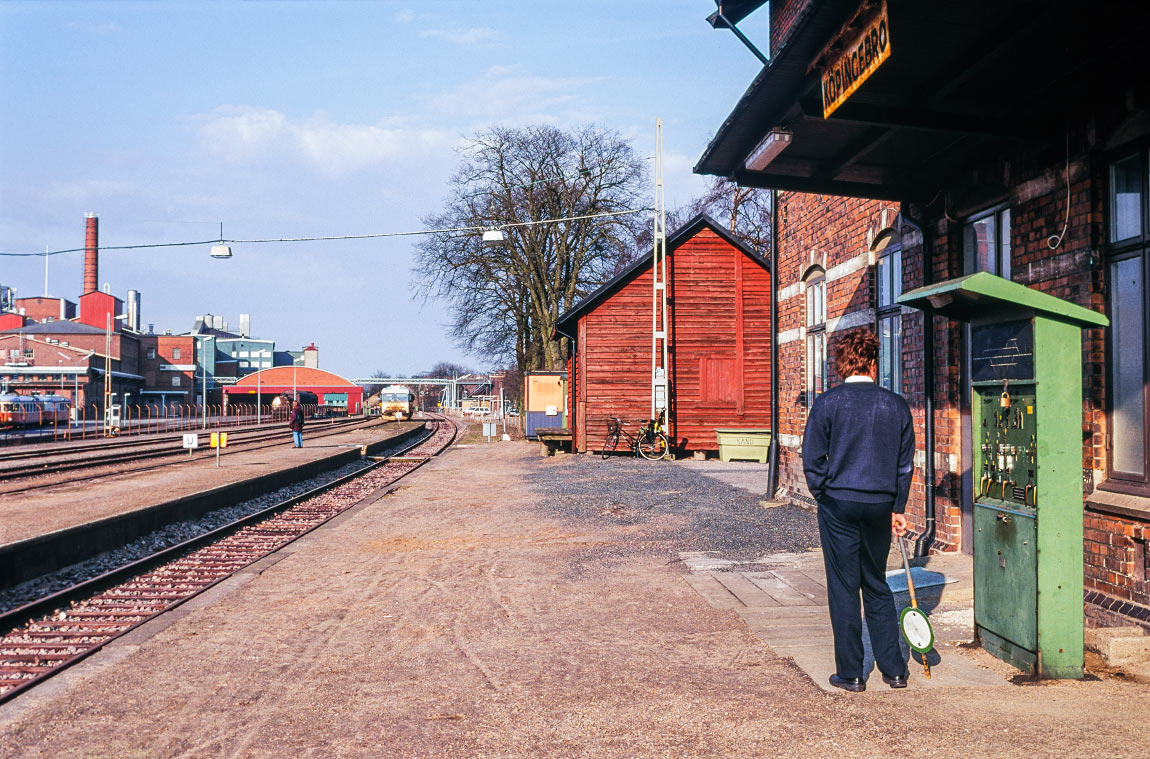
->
[83,213,99,295]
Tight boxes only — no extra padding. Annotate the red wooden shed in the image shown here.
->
[554,214,772,455]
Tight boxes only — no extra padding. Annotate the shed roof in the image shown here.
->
[553,213,768,339]
[1,321,106,335]
[230,366,357,389]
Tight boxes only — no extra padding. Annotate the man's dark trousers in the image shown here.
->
[817,495,906,680]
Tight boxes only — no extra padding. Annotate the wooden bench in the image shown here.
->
[535,427,572,456]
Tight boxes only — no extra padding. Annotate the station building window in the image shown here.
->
[172,375,181,387]
[146,347,156,360]
[964,205,1011,278]
[172,347,181,360]
[874,229,903,394]
[1107,147,1150,486]
[805,268,827,404]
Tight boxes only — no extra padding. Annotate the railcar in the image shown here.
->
[270,390,319,410]
[0,393,71,428]
[379,385,414,419]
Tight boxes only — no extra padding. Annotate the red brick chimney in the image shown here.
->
[83,212,98,295]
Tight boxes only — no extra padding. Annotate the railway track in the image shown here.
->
[0,414,459,704]
[0,416,394,494]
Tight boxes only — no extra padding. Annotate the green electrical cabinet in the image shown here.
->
[900,272,1108,678]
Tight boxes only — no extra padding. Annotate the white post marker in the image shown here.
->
[183,432,199,457]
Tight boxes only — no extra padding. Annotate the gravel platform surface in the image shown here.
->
[526,454,820,564]
[0,441,1144,758]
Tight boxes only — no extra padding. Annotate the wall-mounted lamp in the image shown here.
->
[745,128,793,171]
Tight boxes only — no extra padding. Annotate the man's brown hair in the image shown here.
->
[833,329,879,379]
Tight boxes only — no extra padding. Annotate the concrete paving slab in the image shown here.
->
[681,548,1008,693]
[679,551,736,571]
[712,571,782,608]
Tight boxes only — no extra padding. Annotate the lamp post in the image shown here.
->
[192,334,214,430]
[104,313,128,436]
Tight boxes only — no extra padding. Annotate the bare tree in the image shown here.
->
[421,361,473,379]
[672,176,772,254]
[362,370,392,398]
[414,124,649,376]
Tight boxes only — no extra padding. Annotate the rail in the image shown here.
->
[0,414,459,704]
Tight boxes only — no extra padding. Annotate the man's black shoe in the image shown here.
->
[881,673,909,689]
[828,674,866,692]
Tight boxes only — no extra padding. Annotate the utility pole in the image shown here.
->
[651,118,670,422]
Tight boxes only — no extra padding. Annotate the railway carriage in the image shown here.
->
[379,385,415,419]
[0,393,71,428]
[270,390,319,410]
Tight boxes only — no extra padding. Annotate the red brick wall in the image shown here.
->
[12,297,75,322]
[1084,511,1148,606]
[769,0,815,56]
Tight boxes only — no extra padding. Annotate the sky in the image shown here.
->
[0,1,766,379]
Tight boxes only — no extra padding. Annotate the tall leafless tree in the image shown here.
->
[671,176,773,254]
[414,124,649,377]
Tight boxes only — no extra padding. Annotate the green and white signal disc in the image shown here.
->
[899,606,935,653]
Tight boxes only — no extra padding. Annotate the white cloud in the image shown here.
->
[196,106,457,177]
[419,27,501,46]
[426,65,605,125]
[395,9,415,24]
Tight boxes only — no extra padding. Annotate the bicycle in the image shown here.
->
[600,411,670,461]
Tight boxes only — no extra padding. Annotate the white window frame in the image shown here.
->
[805,269,827,404]
[964,204,1012,278]
[874,229,903,394]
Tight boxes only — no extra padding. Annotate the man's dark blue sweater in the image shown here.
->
[802,379,915,513]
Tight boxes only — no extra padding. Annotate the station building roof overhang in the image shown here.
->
[695,0,1150,203]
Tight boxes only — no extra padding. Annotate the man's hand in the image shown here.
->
[891,513,907,536]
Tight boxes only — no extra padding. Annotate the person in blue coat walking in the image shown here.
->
[802,329,913,692]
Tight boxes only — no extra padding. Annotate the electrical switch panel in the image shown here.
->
[979,387,1037,507]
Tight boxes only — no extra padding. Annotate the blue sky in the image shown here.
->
[0,1,766,378]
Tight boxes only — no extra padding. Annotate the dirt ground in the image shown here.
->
[0,436,1146,758]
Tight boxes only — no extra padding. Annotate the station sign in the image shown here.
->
[821,0,891,118]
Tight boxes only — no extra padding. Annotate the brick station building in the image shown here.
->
[697,0,1150,629]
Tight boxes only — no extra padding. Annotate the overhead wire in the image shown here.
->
[0,208,649,258]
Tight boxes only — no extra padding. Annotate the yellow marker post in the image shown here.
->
[210,432,228,467]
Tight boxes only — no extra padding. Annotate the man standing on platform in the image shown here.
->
[288,399,305,448]
[802,329,913,692]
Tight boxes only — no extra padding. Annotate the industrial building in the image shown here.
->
[0,214,321,416]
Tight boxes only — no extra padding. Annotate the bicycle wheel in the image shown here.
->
[601,431,620,459]
[637,432,670,461]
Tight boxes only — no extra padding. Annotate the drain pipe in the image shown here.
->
[901,212,937,557]
[766,189,781,500]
